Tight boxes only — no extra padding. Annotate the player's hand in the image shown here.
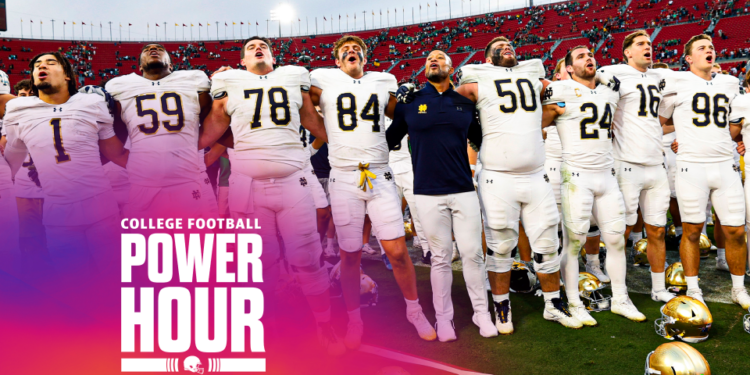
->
[737,141,745,156]
[211,66,233,78]
[596,69,620,92]
[28,166,41,187]
[396,83,417,104]
[671,140,679,154]
[79,85,117,117]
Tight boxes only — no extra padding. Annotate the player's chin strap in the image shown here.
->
[358,162,377,192]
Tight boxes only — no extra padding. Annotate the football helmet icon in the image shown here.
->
[184,356,204,374]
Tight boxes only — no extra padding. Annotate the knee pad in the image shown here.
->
[295,266,330,296]
[485,248,514,273]
[285,235,323,269]
[533,252,561,274]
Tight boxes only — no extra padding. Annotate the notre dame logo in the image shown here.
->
[543,87,553,101]
[454,68,463,83]
[658,79,666,92]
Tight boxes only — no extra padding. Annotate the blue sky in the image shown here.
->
[1,0,563,41]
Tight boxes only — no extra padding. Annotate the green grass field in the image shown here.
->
[357,256,750,375]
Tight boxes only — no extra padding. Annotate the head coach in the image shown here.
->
[385,50,496,342]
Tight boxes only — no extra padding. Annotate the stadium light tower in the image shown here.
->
[270,4,294,38]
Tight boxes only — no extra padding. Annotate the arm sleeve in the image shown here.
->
[384,73,398,95]
[467,111,483,149]
[96,102,117,140]
[730,95,749,123]
[210,73,228,98]
[385,103,409,150]
[195,71,211,93]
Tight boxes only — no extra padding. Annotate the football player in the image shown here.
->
[659,34,750,308]
[199,36,344,355]
[455,37,581,332]
[542,46,646,326]
[104,43,212,218]
[2,52,129,272]
[598,30,674,302]
[309,35,436,348]
[0,69,20,256]
[731,71,750,276]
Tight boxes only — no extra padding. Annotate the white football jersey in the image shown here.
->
[0,70,10,94]
[0,120,13,191]
[544,126,563,162]
[543,79,621,170]
[106,70,210,187]
[385,117,412,174]
[3,94,116,205]
[311,68,397,170]
[210,66,310,169]
[458,60,546,173]
[659,71,740,163]
[599,64,664,166]
[730,93,750,155]
[14,154,45,199]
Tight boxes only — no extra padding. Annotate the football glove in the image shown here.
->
[79,85,117,117]
[27,165,41,188]
[595,69,620,92]
[396,83,417,104]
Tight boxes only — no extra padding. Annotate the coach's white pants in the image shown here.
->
[394,170,430,252]
[414,192,487,322]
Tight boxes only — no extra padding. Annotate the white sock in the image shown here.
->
[405,298,422,313]
[702,225,707,235]
[348,308,362,324]
[586,254,599,266]
[630,232,643,243]
[312,308,331,323]
[543,290,560,302]
[686,276,700,291]
[492,293,510,303]
[731,274,745,289]
[717,248,726,260]
[651,271,666,292]
[675,226,683,236]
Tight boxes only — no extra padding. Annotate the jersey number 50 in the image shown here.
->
[493,78,538,113]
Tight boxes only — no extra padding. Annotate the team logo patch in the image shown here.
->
[192,190,201,200]
[384,172,393,181]
[543,174,549,183]
[611,168,616,176]
[213,91,228,99]
[300,177,308,187]
[543,87,553,101]
[204,178,210,185]
[574,88,582,97]
[658,79,666,92]
[418,104,428,114]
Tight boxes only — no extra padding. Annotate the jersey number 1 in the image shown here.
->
[50,118,71,163]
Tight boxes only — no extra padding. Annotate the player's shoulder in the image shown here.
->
[713,73,740,91]
[310,67,338,81]
[211,69,249,84]
[275,65,309,76]
[105,73,142,90]
[599,64,643,80]
[6,96,44,112]
[0,69,10,94]
[732,92,750,110]
[543,80,575,104]
[456,63,492,84]
[515,59,545,77]
[170,69,209,81]
[363,70,396,84]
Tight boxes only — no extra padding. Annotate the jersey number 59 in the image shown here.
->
[136,93,186,134]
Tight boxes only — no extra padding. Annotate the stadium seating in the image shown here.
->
[1,0,748,89]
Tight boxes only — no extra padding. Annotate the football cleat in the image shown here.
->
[435,320,457,342]
[472,312,499,338]
[543,298,583,329]
[716,257,729,272]
[361,243,377,255]
[654,295,713,343]
[323,244,337,258]
[568,301,598,327]
[317,322,346,356]
[686,288,706,307]
[611,295,647,322]
[451,241,460,262]
[381,253,393,271]
[585,263,611,283]
[344,321,364,350]
[651,289,677,303]
[406,310,437,341]
[645,342,711,375]
[422,250,432,265]
[731,287,750,310]
[493,299,514,335]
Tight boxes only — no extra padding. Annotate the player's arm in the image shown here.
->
[455,83,478,103]
[385,95,398,119]
[385,104,408,150]
[311,137,325,155]
[467,111,483,149]
[542,103,565,128]
[730,118,743,140]
[99,136,129,168]
[0,93,16,118]
[309,86,322,106]
[467,144,478,178]
[199,96,232,149]
[660,116,675,134]
[2,127,27,176]
[198,91,213,124]
[299,90,328,143]
[204,143,227,167]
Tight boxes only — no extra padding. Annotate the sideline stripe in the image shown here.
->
[359,344,491,375]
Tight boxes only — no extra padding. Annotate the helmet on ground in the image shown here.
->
[699,234,711,259]
[665,262,688,293]
[633,238,649,267]
[579,272,610,311]
[644,342,710,375]
[510,261,538,293]
[654,295,712,343]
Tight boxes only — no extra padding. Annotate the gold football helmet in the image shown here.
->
[644,342,711,375]
[510,261,538,293]
[580,244,607,265]
[666,262,688,293]
[633,238,649,267]
[744,309,750,334]
[666,224,677,239]
[699,234,711,259]
[654,295,713,343]
[404,221,413,240]
[578,272,610,311]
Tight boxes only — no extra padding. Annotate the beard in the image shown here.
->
[575,65,596,80]
[490,49,517,67]
[35,81,58,94]
[426,68,450,83]
[143,60,168,72]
